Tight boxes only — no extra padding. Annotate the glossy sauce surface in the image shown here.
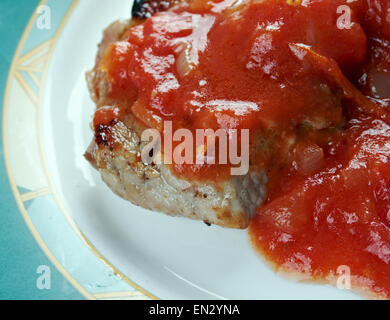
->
[250,116,390,298]
[247,0,390,298]
[96,0,390,297]
[98,0,372,179]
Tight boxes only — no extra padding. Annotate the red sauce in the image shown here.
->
[250,116,390,298]
[99,0,372,179]
[96,0,390,297]
[247,0,390,299]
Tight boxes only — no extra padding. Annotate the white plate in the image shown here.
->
[41,0,360,299]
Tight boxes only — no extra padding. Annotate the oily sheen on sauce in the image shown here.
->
[94,0,390,298]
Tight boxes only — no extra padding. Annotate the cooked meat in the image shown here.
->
[85,0,346,229]
[85,118,267,228]
[85,14,269,228]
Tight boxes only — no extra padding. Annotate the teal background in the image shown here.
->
[0,0,84,300]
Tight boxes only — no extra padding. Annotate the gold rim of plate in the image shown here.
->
[2,0,158,300]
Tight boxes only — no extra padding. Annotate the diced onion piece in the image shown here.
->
[131,98,163,131]
[190,0,213,12]
[290,43,390,124]
[296,144,324,175]
[176,43,195,78]
[258,192,309,235]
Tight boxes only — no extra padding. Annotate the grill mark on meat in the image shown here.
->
[95,120,119,149]
[132,0,178,19]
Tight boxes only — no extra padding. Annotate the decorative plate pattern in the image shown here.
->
[3,0,155,300]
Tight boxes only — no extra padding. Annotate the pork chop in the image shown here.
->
[85,0,346,228]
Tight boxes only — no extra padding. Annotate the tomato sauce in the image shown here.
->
[99,0,370,179]
[250,116,390,298]
[96,0,390,298]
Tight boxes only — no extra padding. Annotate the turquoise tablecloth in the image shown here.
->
[0,0,83,300]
